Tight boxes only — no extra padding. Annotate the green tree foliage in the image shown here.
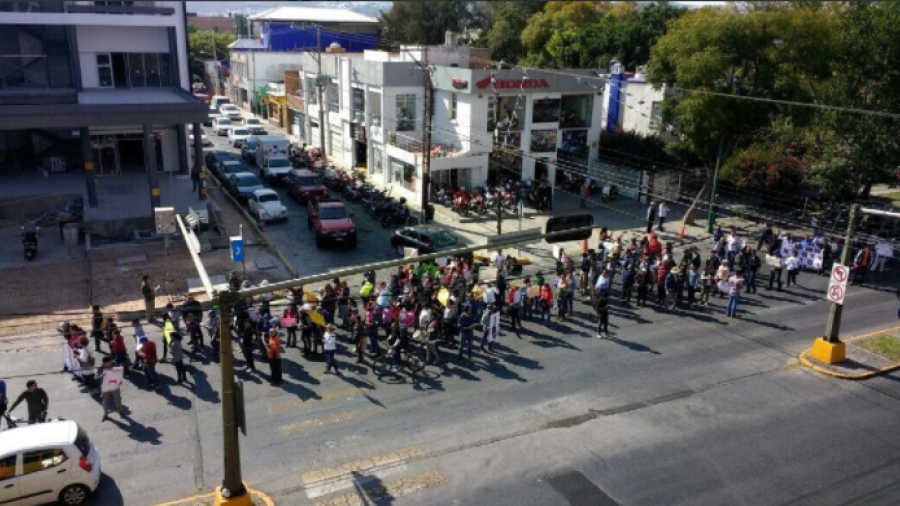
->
[521,2,611,67]
[474,1,546,64]
[188,25,233,81]
[378,2,474,46]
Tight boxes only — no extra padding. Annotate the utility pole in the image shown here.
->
[707,135,726,233]
[316,27,327,166]
[824,204,861,343]
[421,46,432,224]
[214,290,250,506]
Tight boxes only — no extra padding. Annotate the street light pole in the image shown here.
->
[824,203,861,343]
[707,136,725,233]
[214,290,251,506]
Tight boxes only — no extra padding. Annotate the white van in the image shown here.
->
[0,421,102,505]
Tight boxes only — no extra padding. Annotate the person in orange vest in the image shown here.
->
[267,329,282,386]
[852,245,873,285]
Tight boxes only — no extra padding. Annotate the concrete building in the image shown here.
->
[228,51,299,116]
[0,1,208,238]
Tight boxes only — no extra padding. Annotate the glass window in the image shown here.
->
[144,53,160,87]
[650,101,662,128]
[372,145,383,175]
[159,53,171,87]
[352,88,365,114]
[127,53,145,88]
[369,92,382,126]
[450,93,457,121]
[97,54,113,88]
[560,95,593,129]
[396,94,417,132]
[488,96,524,132]
[307,79,318,105]
[22,449,68,476]
[530,129,558,153]
[559,129,588,164]
[97,54,110,66]
[258,193,280,203]
[320,207,348,220]
[390,158,416,191]
[0,455,15,481]
[532,98,560,123]
[328,82,339,113]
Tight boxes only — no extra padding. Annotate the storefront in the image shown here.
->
[351,122,367,172]
[289,110,305,141]
[266,95,287,128]
[389,157,417,193]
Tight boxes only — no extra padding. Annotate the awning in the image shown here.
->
[0,88,209,130]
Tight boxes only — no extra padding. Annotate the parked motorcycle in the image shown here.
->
[22,225,39,261]
[380,199,418,228]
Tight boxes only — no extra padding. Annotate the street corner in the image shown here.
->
[799,325,900,380]
[154,487,275,506]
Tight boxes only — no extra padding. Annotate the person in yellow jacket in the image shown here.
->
[162,316,175,362]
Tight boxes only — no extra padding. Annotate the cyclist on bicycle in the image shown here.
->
[387,321,406,372]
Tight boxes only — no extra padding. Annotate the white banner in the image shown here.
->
[101,367,125,393]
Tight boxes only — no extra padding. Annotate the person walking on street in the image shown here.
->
[726,271,745,318]
[141,275,156,323]
[767,246,784,291]
[239,321,256,372]
[352,315,366,364]
[852,245,873,285]
[457,306,475,360]
[646,202,656,234]
[323,325,338,374]
[480,305,500,352]
[786,251,801,288]
[874,238,892,273]
[77,336,98,395]
[8,380,48,424]
[170,333,188,385]
[635,268,649,308]
[757,222,774,252]
[665,267,681,311]
[268,329,284,384]
[686,265,700,307]
[699,265,713,306]
[746,249,761,294]
[91,305,106,354]
[539,284,553,323]
[138,337,159,391]
[657,201,669,231]
[97,356,125,420]
[595,295,610,339]
[622,264,636,303]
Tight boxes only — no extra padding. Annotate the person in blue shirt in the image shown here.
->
[457,306,475,360]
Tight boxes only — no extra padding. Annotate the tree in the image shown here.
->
[521,1,610,66]
[474,1,546,64]
[188,26,233,84]
[379,2,474,46]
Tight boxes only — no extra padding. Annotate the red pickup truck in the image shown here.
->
[308,197,357,248]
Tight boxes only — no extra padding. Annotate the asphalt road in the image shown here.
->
[3,126,900,505]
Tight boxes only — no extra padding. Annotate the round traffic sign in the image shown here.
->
[831,265,848,283]
[829,284,844,301]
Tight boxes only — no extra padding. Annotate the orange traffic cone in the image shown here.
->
[679,222,686,240]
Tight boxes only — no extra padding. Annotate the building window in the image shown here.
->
[650,101,662,128]
[532,98,561,123]
[530,129,558,153]
[369,91,382,127]
[96,54,113,87]
[450,92,457,121]
[352,88,365,116]
[372,144,383,175]
[307,78,318,105]
[328,82,339,113]
[390,157,417,191]
[128,53,145,87]
[396,94,417,132]
[488,96,524,132]
[560,95,593,129]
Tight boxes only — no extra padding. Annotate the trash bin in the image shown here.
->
[62,223,80,247]
[425,204,435,221]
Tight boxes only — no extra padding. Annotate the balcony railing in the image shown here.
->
[0,2,174,15]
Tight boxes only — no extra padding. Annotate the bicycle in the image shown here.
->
[372,343,426,377]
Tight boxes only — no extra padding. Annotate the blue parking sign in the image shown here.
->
[230,236,244,263]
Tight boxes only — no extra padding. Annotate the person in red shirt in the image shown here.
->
[110,330,130,379]
[656,260,670,305]
[138,337,159,391]
[539,284,553,323]
[647,233,663,259]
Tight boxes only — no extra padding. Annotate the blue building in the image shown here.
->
[247,6,380,53]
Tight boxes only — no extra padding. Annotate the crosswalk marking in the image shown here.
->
[313,469,446,506]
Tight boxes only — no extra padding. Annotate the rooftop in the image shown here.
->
[248,6,378,24]
[229,38,266,50]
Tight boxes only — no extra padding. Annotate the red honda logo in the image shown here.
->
[476,77,551,90]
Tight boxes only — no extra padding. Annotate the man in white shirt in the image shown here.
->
[657,201,669,231]
[594,270,611,296]
[786,251,801,287]
[874,239,893,272]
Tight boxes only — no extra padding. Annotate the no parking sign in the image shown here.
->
[827,264,849,305]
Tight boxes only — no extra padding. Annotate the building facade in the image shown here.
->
[0,1,208,237]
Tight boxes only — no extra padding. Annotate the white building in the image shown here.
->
[0,1,208,236]
[228,51,300,113]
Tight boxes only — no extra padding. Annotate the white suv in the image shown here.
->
[0,421,102,505]
[212,117,233,136]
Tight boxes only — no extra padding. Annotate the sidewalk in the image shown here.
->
[801,326,900,379]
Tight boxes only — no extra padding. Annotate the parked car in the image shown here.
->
[219,104,242,121]
[308,197,357,248]
[241,137,258,165]
[188,127,210,146]
[212,117,233,135]
[249,189,288,223]
[260,157,292,185]
[204,151,231,173]
[242,117,266,135]
[203,111,218,126]
[210,95,231,111]
[0,420,101,506]
[285,168,329,204]
[228,127,251,148]
[227,172,265,202]
[218,159,246,180]
[391,225,465,256]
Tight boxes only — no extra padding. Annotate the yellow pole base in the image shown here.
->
[213,486,253,506]
[810,338,846,364]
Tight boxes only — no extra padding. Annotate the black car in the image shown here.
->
[218,159,247,180]
[391,226,466,257]
[241,137,258,165]
[204,151,232,175]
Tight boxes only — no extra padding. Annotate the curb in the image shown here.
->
[207,172,300,279]
[798,325,900,380]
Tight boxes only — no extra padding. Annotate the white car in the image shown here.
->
[228,127,251,148]
[219,104,242,121]
[248,189,288,222]
[212,116,233,136]
[242,117,266,135]
[0,420,101,506]
[187,127,211,146]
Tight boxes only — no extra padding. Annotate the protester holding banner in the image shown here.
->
[98,356,125,420]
